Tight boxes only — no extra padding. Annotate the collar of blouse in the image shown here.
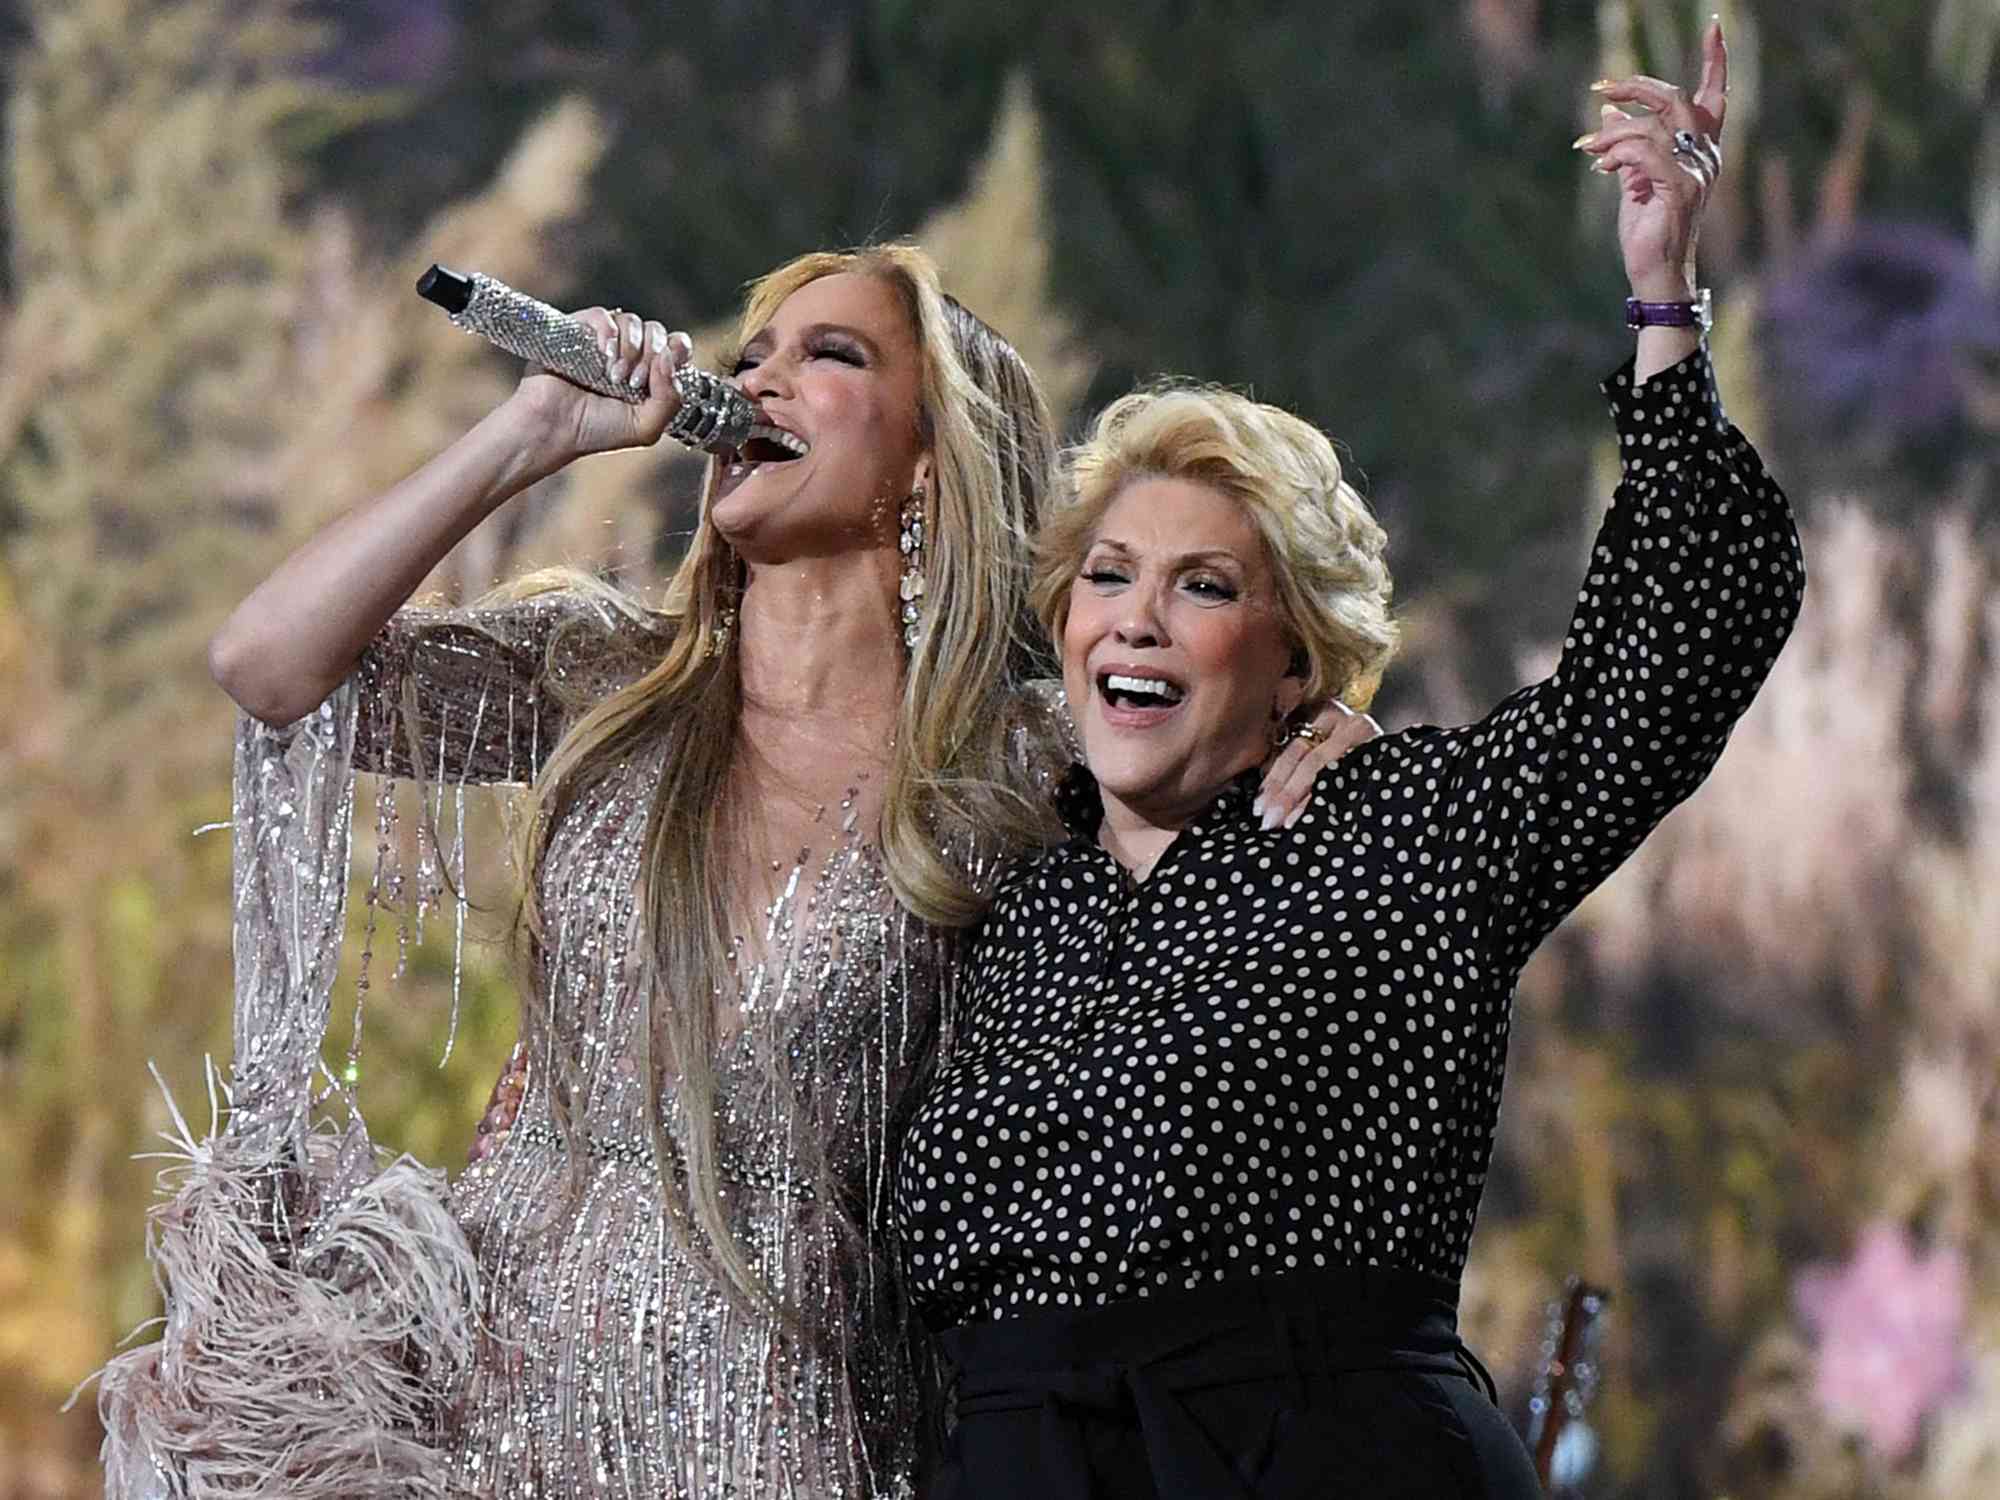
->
[1052,760,1266,846]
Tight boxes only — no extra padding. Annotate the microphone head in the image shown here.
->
[416,263,475,315]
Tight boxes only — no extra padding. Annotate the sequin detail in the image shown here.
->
[348,596,996,1498]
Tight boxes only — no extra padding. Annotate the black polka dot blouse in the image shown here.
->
[895,349,1806,1329]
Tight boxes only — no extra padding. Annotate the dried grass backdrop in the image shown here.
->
[2,2,1997,1498]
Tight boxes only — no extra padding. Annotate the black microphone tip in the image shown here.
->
[416,263,475,315]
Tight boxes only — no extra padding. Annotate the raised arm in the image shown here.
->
[208,310,693,726]
[1254,31,1737,833]
[1460,342,1804,965]
[1435,20,1803,961]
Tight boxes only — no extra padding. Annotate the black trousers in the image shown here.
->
[925,1267,1544,1500]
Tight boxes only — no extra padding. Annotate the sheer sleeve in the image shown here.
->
[1418,347,1806,971]
[352,592,665,786]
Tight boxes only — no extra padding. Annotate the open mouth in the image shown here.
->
[1099,672,1186,710]
[733,422,809,465]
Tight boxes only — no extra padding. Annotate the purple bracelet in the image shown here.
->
[1626,286,1712,333]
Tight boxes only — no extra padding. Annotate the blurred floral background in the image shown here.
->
[2,1,1997,1496]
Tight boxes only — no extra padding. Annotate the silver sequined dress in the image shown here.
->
[352,594,989,1499]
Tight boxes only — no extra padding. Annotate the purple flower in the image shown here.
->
[313,0,457,88]
[1794,1221,1970,1461]
[1763,223,2000,452]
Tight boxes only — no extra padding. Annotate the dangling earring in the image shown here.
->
[706,604,737,660]
[898,484,928,650]
[706,551,742,659]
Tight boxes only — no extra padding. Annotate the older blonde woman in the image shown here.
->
[896,24,1804,1497]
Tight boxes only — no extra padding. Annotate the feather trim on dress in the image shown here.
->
[95,1078,475,1499]
[91,685,478,1499]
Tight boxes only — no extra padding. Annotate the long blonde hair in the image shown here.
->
[512,244,1058,1312]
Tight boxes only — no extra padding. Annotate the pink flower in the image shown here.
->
[1794,1221,1970,1461]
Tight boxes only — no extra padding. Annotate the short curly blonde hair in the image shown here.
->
[1032,382,1398,709]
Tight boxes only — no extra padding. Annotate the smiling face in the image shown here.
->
[708,270,930,564]
[1062,476,1305,829]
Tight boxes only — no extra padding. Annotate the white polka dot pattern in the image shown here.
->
[894,350,1806,1328]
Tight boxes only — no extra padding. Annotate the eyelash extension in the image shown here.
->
[729,340,866,376]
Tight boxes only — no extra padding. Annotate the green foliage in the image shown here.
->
[1750,0,1996,235]
[1029,4,1624,586]
[1,0,348,733]
[317,0,1022,318]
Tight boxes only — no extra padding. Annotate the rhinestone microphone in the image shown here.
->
[415,264,755,456]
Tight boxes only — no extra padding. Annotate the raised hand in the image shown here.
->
[1575,17,1727,303]
[210,305,710,726]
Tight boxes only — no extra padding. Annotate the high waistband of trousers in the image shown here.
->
[932,1267,1494,1499]
[938,1263,1464,1372]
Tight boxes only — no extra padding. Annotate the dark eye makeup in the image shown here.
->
[728,334,868,377]
[810,336,866,365]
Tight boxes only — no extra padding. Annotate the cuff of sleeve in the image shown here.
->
[1599,344,1725,444]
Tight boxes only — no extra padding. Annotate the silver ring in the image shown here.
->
[1671,128,1701,163]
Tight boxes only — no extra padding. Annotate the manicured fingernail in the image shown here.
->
[1589,78,1615,91]
[627,368,647,391]
[1284,805,1305,829]
[608,359,627,383]
[1261,805,1281,832]
[1572,132,1597,150]
[649,326,667,355]
[1251,796,1265,820]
